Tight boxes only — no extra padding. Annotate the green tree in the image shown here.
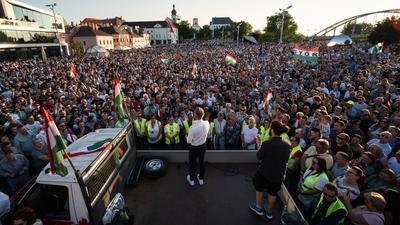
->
[263,11,299,42]
[70,42,84,56]
[368,18,400,44]
[176,20,194,40]
[249,30,263,41]
[230,21,253,41]
[342,22,373,35]
[197,25,212,40]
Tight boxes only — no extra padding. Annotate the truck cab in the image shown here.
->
[7,123,136,225]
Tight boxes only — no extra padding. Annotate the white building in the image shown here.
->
[123,20,178,45]
[0,0,68,60]
[209,17,233,38]
[73,26,113,51]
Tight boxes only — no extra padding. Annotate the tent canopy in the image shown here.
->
[243,35,258,44]
[85,45,109,57]
[327,35,353,47]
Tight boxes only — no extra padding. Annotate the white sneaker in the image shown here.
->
[197,174,204,185]
[186,175,195,186]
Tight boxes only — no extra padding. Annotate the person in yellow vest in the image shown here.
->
[115,117,129,128]
[146,114,163,150]
[164,115,180,150]
[310,183,348,225]
[297,156,329,211]
[134,111,147,150]
[182,112,194,149]
[259,119,271,142]
[284,136,303,196]
[204,115,214,150]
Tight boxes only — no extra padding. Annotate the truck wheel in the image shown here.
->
[142,157,167,178]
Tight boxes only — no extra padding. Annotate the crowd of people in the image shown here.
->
[0,40,399,224]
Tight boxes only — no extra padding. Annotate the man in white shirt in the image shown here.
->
[186,107,210,186]
[241,117,259,150]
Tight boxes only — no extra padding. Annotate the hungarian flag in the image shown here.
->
[293,44,319,61]
[160,58,170,65]
[252,76,259,88]
[368,42,384,54]
[42,108,68,177]
[191,62,197,76]
[166,17,174,33]
[114,74,127,120]
[263,88,273,109]
[67,138,112,157]
[225,54,237,65]
[67,64,78,79]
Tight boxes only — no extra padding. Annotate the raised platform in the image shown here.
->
[123,163,283,225]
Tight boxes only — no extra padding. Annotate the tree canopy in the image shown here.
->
[368,18,400,45]
[341,22,373,35]
[261,11,303,42]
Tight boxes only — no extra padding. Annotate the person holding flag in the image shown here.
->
[113,74,129,128]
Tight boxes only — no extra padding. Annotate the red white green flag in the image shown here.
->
[263,88,273,109]
[67,64,78,79]
[67,138,112,157]
[368,42,384,54]
[42,108,68,177]
[225,54,237,65]
[114,74,127,120]
[165,17,174,33]
[160,58,170,65]
[293,44,320,61]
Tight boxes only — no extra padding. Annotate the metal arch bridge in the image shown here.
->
[310,9,400,40]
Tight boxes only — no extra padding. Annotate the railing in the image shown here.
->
[0,18,39,28]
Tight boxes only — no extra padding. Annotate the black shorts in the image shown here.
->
[253,171,282,196]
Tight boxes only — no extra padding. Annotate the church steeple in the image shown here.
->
[171,4,178,22]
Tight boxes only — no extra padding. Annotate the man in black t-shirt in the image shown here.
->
[249,121,291,219]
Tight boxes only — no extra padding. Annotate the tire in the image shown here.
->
[142,157,168,178]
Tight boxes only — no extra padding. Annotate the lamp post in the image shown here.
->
[236,22,242,45]
[279,5,292,44]
[45,3,63,57]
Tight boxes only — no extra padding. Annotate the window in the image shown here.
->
[19,184,70,221]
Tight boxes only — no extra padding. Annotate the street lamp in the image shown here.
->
[279,5,292,44]
[236,22,242,45]
[45,3,63,57]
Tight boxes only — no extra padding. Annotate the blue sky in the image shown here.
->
[24,0,399,35]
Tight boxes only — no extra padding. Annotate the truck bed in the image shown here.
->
[123,163,283,225]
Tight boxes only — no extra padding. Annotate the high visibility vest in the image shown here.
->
[134,118,146,136]
[289,145,302,159]
[208,122,214,139]
[302,171,328,192]
[259,126,271,142]
[281,133,289,140]
[243,120,256,127]
[115,118,129,128]
[165,123,180,144]
[287,145,303,172]
[183,120,192,135]
[312,193,348,224]
[147,121,161,141]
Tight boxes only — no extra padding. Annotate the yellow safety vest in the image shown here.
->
[134,118,146,136]
[312,193,348,224]
[147,121,161,141]
[287,145,303,172]
[259,126,271,142]
[281,133,289,140]
[183,120,193,135]
[165,123,180,144]
[115,118,129,128]
[208,122,214,139]
[302,171,328,192]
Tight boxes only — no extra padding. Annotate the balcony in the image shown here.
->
[0,18,39,28]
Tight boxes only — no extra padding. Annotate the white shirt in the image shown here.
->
[187,120,210,146]
[213,118,226,135]
[388,157,400,178]
[0,192,10,217]
[241,125,259,150]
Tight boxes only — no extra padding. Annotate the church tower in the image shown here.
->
[171,4,179,23]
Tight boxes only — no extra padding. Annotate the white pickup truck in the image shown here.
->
[4,123,136,225]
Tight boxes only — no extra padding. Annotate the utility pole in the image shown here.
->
[279,5,292,44]
[46,3,63,57]
[237,22,242,45]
